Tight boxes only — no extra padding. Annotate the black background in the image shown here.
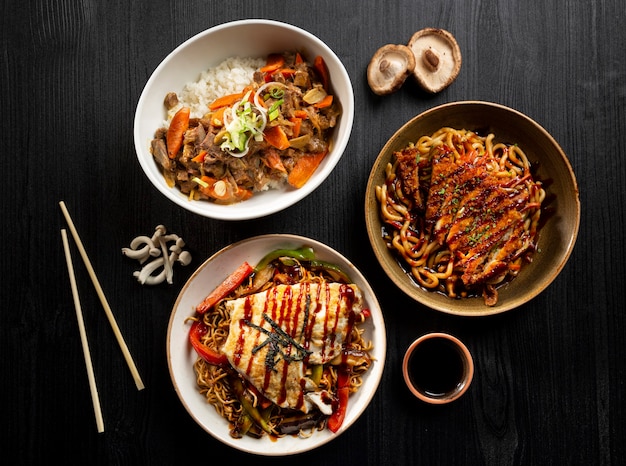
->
[2,1,625,465]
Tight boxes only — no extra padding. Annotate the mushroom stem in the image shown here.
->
[121,245,150,261]
[134,257,165,285]
[123,235,159,263]
[422,49,440,72]
[123,226,192,285]
[157,236,174,285]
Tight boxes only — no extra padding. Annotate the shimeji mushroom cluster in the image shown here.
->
[122,225,192,285]
[367,28,462,95]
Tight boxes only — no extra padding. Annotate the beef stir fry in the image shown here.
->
[150,52,341,204]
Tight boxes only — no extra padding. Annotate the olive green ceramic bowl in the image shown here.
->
[365,101,580,316]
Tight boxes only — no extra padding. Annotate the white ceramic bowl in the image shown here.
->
[134,19,354,220]
[166,234,386,455]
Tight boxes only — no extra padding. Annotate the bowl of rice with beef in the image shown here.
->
[134,19,354,220]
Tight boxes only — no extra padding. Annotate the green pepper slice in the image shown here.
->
[231,376,272,434]
[310,364,323,386]
[309,259,352,283]
[254,246,316,272]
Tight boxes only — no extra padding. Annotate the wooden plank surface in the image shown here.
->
[1,0,624,464]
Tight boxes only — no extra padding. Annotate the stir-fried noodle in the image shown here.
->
[191,256,373,438]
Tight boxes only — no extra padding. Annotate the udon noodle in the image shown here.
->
[376,127,545,306]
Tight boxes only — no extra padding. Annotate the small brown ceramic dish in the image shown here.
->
[365,101,580,316]
[402,333,474,404]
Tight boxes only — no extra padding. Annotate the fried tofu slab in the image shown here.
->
[222,281,363,412]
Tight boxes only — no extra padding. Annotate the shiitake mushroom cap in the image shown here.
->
[407,28,462,93]
[367,44,416,95]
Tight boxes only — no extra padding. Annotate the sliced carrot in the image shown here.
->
[234,186,253,201]
[280,68,296,79]
[314,55,330,90]
[260,53,285,74]
[264,125,290,150]
[289,117,302,138]
[210,107,226,126]
[197,175,218,196]
[242,85,255,102]
[199,175,216,184]
[313,94,333,109]
[293,109,308,119]
[166,107,190,159]
[198,175,233,202]
[265,150,287,173]
[208,91,244,110]
[191,150,207,163]
[295,52,304,64]
[287,150,328,188]
[197,175,252,204]
[196,261,254,314]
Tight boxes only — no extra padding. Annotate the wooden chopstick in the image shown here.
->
[59,201,145,391]
[61,229,105,433]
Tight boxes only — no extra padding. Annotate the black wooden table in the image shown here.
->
[3,1,625,464]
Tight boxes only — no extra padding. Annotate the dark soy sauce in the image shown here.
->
[408,337,464,397]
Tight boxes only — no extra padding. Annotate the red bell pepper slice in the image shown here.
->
[188,320,229,367]
[196,261,254,314]
[327,368,350,433]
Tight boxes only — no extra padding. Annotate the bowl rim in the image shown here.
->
[402,332,474,404]
[365,100,581,316]
[133,19,355,220]
[166,233,387,455]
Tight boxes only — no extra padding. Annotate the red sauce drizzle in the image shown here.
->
[303,282,319,344]
[342,285,357,349]
[261,287,279,392]
[340,284,356,309]
[321,283,332,360]
[294,283,311,410]
[239,283,358,411]
[327,284,347,355]
[234,297,254,366]
[297,377,307,409]
[299,282,309,353]
[277,286,292,406]
[243,296,259,375]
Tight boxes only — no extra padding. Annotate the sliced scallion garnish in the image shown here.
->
[219,90,267,157]
[192,177,209,188]
[268,99,284,121]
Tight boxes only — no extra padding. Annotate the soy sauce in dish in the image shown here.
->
[408,337,464,397]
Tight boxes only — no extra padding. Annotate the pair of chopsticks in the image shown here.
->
[59,201,145,433]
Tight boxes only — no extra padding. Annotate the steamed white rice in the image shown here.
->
[167,56,265,121]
